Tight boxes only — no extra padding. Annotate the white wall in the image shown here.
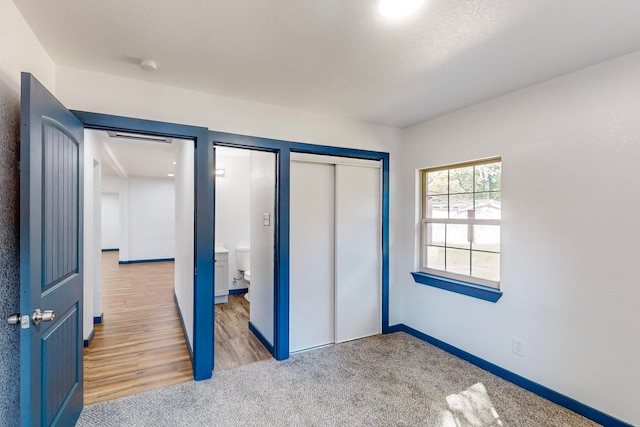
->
[82,131,102,340]
[0,0,55,93]
[249,151,276,344]
[119,177,175,262]
[398,50,640,425]
[101,193,120,250]
[174,141,195,349]
[215,148,251,290]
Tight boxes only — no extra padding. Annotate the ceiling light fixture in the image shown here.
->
[215,169,225,177]
[140,59,158,72]
[167,173,175,177]
[379,0,424,19]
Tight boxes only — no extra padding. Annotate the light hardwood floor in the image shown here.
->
[83,252,193,405]
[214,294,273,370]
[84,252,272,405]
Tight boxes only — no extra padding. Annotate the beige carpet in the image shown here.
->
[77,332,599,426]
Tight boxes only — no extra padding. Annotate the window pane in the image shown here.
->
[475,162,501,192]
[427,170,448,195]
[474,192,501,220]
[446,248,470,276]
[449,194,473,219]
[472,251,500,282]
[425,245,445,271]
[471,225,500,253]
[446,224,470,250]
[449,166,474,194]
[426,195,448,218]
[424,223,445,246]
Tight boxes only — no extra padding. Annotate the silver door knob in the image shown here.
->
[32,309,55,326]
[6,313,21,325]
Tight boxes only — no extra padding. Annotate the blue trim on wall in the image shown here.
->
[274,149,290,361]
[394,324,632,427]
[174,293,194,362]
[119,258,175,265]
[248,321,274,355]
[83,328,95,348]
[101,248,118,252]
[411,272,503,303]
[93,313,103,325]
[228,288,248,295]
[73,111,212,381]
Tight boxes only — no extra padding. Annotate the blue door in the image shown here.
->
[20,73,84,426]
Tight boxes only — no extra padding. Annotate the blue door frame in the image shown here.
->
[72,111,389,377]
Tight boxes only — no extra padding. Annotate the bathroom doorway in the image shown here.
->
[213,146,275,369]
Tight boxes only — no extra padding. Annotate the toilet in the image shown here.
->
[236,247,251,301]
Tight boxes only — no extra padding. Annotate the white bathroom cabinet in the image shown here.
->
[214,248,229,304]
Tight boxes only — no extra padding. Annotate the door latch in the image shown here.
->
[6,313,30,329]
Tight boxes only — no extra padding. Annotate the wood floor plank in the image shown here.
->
[214,294,273,370]
[83,252,193,405]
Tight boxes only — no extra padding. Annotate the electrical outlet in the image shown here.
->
[512,338,525,357]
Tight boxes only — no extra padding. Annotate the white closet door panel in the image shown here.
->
[335,164,381,343]
[289,161,335,352]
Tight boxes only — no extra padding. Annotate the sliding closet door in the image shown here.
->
[289,161,335,352]
[335,164,381,343]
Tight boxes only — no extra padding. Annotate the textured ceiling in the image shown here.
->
[15,0,640,128]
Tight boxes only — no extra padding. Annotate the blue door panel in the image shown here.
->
[20,72,84,427]
[42,119,80,291]
[41,304,80,426]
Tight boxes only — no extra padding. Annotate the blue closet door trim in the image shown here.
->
[72,111,214,381]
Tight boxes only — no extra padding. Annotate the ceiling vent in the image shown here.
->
[106,131,172,144]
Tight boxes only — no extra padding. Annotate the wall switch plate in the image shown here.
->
[263,213,270,226]
[512,338,525,357]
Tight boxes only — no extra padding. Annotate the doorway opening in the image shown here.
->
[213,146,275,369]
[82,129,195,404]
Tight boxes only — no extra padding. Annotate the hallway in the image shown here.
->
[83,252,193,405]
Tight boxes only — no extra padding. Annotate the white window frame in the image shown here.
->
[420,158,501,289]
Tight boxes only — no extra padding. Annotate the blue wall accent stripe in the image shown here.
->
[411,272,503,303]
[119,258,175,265]
[92,314,103,325]
[228,288,248,295]
[101,248,118,252]
[174,293,194,362]
[248,321,274,355]
[395,324,632,427]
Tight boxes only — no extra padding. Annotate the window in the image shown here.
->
[421,158,501,289]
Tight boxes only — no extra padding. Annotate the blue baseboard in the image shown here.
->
[387,324,632,427]
[83,328,95,348]
[174,293,194,363]
[229,288,248,295]
[101,248,119,252]
[93,313,103,325]
[119,258,175,264]
[248,321,274,355]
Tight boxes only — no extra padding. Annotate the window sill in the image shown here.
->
[411,272,503,303]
